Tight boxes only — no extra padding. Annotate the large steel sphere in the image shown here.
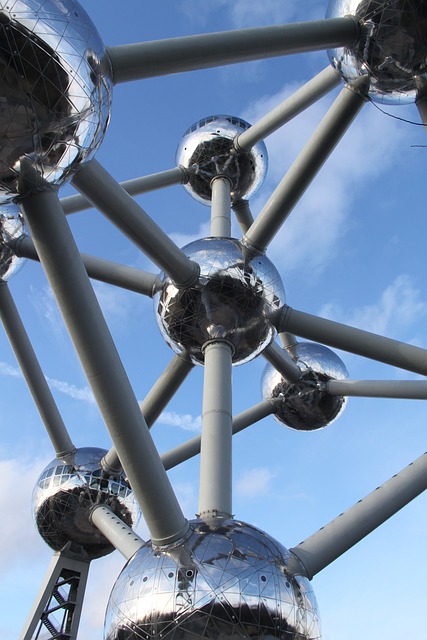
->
[262,342,349,431]
[0,203,26,280]
[0,0,112,203]
[176,115,268,205]
[326,0,427,104]
[154,237,285,365]
[104,518,321,640]
[32,447,140,560]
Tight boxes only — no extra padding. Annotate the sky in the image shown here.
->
[1,0,427,638]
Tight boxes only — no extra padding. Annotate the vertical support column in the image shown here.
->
[20,550,90,640]
[198,340,233,518]
[210,176,232,237]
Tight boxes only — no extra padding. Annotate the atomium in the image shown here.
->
[0,0,112,203]
[176,115,268,205]
[327,0,427,103]
[104,519,321,640]
[32,447,140,560]
[261,342,349,431]
[0,203,26,280]
[154,237,285,365]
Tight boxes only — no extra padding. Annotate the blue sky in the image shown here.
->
[1,0,427,638]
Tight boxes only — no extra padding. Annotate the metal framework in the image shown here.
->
[0,1,426,638]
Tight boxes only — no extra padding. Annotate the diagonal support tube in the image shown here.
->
[19,188,188,547]
[0,282,75,457]
[13,235,158,296]
[288,451,427,579]
[107,18,359,83]
[90,505,145,560]
[277,305,427,376]
[235,65,342,152]
[102,353,194,473]
[327,378,427,399]
[243,79,368,254]
[263,341,302,382]
[72,160,199,288]
[61,166,186,215]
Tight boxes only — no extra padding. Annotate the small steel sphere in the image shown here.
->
[0,203,26,280]
[104,518,321,640]
[262,342,349,431]
[154,237,285,365]
[32,447,140,560]
[176,115,268,205]
[0,0,112,203]
[326,0,427,104]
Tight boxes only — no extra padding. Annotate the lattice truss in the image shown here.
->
[0,1,427,638]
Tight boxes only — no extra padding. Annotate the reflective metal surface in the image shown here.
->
[154,237,285,365]
[262,342,348,431]
[176,115,268,205]
[104,518,321,640]
[326,0,427,104]
[0,0,112,203]
[0,203,25,280]
[32,447,140,560]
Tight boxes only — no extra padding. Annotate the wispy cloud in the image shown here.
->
[158,411,202,432]
[235,466,277,498]
[0,360,94,404]
[319,274,427,337]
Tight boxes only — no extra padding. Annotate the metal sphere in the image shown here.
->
[326,0,427,104]
[154,237,285,365]
[176,115,268,205]
[261,342,349,431]
[0,203,26,280]
[32,447,140,560]
[0,0,112,203]
[104,518,321,640]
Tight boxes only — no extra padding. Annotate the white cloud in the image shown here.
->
[235,466,276,498]
[158,411,202,432]
[319,274,427,337]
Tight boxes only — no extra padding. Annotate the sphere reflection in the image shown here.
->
[176,115,268,205]
[32,447,140,560]
[0,0,112,203]
[154,237,285,365]
[327,0,427,104]
[104,518,321,640]
[0,203,26,280]
[262,342,348,430]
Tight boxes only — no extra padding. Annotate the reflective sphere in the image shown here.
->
[326,0,427,104]
[176,115,268,205]
[0,0,112,203]
[104,518,321,640]
[33,447,140,560]
[262,342,349,431]
[0,203,26,280]
[154,237,285,365]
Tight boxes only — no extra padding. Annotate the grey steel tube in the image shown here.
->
[161,398,278,471]
[327,378,427,400]
[198,341,233,518]
[235,66,342,152]
[107,18,359,83]
[210,177,232,237]
[72,160,199,288]
[278,305,427,376]
[13,235,158,296]
[102,354,194,473]
[288,451,427,579]
[243,80,367,254]
[19,188,188,547]
[232,200,254,233]
[61,166,186,215]
[263,340,302,382]
[90,505,145,560]
[0,282,75,457]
